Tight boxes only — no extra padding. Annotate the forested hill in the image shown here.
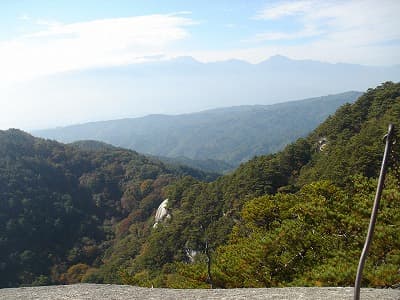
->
[69,140,119,152]
[97,82,399,288]
[2,83,399,289]
[33,91,362,168]
[0,130,215,288]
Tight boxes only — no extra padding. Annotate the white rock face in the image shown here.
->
[318,137,328,151]
[153,198,170,228]
[185,249,198,263]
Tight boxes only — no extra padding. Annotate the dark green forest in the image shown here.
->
[1,83,399,288]
[0,132,213,287]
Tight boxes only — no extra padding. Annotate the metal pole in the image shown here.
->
[354,124,395,300]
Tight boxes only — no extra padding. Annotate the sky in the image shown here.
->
[1,0,400,129]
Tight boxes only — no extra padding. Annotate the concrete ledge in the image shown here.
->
[0,284,399,300]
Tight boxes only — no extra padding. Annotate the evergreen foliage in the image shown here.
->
[1,82,399,288]
[116,82,400,288]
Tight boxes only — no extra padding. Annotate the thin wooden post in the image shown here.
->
[354,124,395,300]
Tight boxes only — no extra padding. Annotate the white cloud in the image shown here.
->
[254,0,400,45]
[245,24,321,42]
[34,19,62,27]
[18,13,31,21]
[230,0,399,65]
[0,14,194,84]
[255,0,314,19]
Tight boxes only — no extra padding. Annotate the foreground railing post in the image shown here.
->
[354,124,395,300]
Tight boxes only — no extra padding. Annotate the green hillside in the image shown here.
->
[69,140,119,152]
[105,82,399,288]
[0,130,213,288]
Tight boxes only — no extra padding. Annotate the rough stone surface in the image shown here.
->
[0,284,399,300]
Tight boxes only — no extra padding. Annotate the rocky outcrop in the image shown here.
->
[317,137,328,152]
[153,199,171,228]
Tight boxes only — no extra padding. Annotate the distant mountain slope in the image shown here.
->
[154,155,235,174]
[33,91,362,166]
[7,55,400,129]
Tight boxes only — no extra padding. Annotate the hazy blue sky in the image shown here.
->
[1,0,400,130]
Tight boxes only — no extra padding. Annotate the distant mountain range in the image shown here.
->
[33,91,362,169]
[5,55,400,129]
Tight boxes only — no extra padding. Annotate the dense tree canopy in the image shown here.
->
[1,82,399,288]
[116,82,400,288]
[0,130,212,287]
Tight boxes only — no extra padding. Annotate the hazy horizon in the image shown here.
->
[1,0,400,130]
[29,89,362,132]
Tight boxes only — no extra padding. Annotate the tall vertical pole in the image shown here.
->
[354,124,395,300]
